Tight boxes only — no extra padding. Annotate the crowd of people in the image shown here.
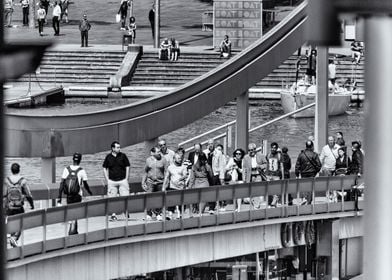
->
[3,133,364,246]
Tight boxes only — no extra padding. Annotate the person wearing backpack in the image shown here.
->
[57,153,92,235]
[4,163,34,247]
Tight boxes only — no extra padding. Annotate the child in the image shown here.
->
[127,16,136,44]
[170,38,180,61]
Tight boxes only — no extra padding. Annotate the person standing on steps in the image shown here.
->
[79,13,91,47]
[57,153,92,235]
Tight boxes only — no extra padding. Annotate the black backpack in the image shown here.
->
[63,167,82,196]
[6,177,25,210]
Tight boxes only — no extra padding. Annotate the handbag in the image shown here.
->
[115,13,121,23]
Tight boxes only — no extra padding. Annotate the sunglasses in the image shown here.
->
[235,152,242,155]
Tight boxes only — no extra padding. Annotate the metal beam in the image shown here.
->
[364,16,392,280]
[314,47,328,153]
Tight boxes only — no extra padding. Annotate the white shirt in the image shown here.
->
[61,165,88,195]
[320,144,340,170]
[53,5,61,17]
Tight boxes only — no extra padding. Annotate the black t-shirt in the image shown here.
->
[102,152,130,181]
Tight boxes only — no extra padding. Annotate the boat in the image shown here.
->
[280,80,353,118]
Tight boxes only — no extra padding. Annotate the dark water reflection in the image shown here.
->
[4,101,364,183]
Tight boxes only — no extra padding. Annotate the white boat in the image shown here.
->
[280,81,353,118]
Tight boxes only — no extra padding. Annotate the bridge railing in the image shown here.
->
[6,175,362,261]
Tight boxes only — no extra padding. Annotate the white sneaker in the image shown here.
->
[144,215,152,221]
[109,213,118,222]
[9,237,18,248]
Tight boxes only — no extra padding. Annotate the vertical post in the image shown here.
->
[129,0,134,18]
[364,16,392,280]
[0,1,6,277]
[316,220,340,280]
[255,252,260,280]
[236,91,249,150]
[314,47,329,153]
[154,0,160,48]
[41,157,56,207]
[145,138,158,157]
[29,0,36,28]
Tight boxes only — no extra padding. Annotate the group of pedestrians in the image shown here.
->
[3,133,364,246]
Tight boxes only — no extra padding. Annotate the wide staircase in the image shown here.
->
[128,51,365,94]
[7,49,364,97]
[128,50,225,88]
[10,50,125,88]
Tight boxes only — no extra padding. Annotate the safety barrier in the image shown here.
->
[6,175,362,261]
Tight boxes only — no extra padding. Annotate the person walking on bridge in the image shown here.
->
[4,163,34,247]
[142,146,168,220]
[320,136,340,176]
[295,140,321,204]
[103,141,130,221]
[58,153,92,235]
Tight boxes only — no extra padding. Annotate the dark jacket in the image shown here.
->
[348,150,363,175]
[335,155,351,175]
[295,149,321,177]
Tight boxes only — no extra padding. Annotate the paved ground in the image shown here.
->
[4,0,214,47]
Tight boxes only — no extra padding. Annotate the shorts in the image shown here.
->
[107,178,129,197]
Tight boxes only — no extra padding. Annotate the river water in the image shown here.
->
[4,99,364,183]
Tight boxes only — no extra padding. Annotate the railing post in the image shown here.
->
[41,157,56,207]
[227,125,233,149]
[236,91,249,150]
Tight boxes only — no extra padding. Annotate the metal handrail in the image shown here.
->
[179,102,316,152]
[6,175,361,262]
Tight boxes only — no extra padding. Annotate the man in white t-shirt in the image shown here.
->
[58,153,92,234]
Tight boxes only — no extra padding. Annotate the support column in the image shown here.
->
[145,138,158,157]
[154,0,160,48]
[314,47,329,153]
[0,2,5,278]
[364,17,392,280]
[316,220,340,280]
[235,91,249,150]
[41,157,56,183]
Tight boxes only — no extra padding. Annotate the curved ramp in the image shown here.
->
[5,3,307,157]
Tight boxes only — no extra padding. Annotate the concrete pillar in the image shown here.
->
[41,157,56,183]
[314,47,329,153]
[154,0,160,48]
[364,16,392,280]
[29,0,36,28]
[0,2,5,277]
[235,91,249,150]
[316,220,340,280]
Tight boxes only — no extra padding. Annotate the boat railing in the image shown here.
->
[178,102,316,153]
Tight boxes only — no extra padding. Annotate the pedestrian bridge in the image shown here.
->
[7,176,364,280]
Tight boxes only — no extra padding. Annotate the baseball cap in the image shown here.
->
[73,153,82,161]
